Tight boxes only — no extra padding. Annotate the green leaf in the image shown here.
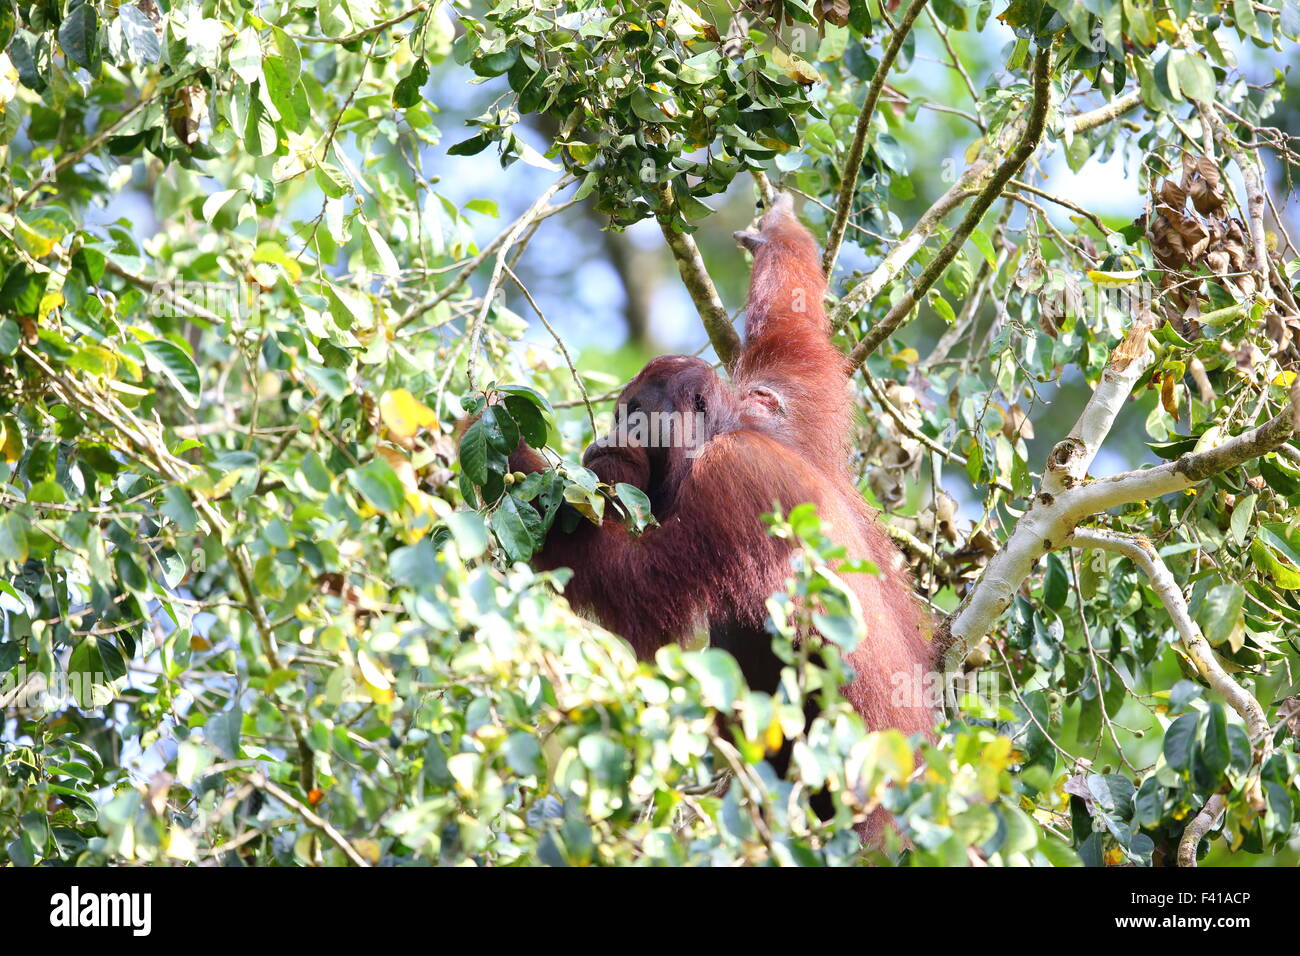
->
[481,405,520,455]
[490,492,542,563]
[363,224,401,278]
[349,459,406,514]
[630,87,667,124]
[1198,582,1244,646]
[68,637,116,709]
[161,486,198,532]
[1173,52,1215,102]
[614,483,655,533]
[230,27,263,84]
[446,511,489,559]
[495,383,555,416]
[504,732,545,776]
[262,54,301,128]
[682,649,744,714]
[1043,552,1069,608]
[928,291,956,324]
[119,5,161,65]
[142,339,202,408]
[460,416,494,486]
[270,24,301,78]
[0,512,29,565]
[1251,524,1300,589]
[207,704,243,760]
[304,364,349,401]
[1199,703,1230,776]
[389,539,443,589]
[447,132,492,156]
[394,57,429,108]
[503,395,547,448]
[58,4,99,71]
[1229,493,1256,546]
[472,47,518,77]
[0,319,19,356]
[242,96,278,157]
[1163,711,1199,773]
[28,480,67,504]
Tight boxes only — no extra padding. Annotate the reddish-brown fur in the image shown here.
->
[500,195,937,833]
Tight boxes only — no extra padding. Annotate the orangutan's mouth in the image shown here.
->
[582,444,634,469]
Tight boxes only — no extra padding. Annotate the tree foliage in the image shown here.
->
[1,0,1298,866]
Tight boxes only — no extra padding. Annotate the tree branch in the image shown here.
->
[1063,88,1142,135]
[822,0,930,278]
[299,1,429,45]
[395,174,576,333]
[829,80,1139,336]
[9,95,157,212]
[862,365,1014,494]
[844,45,1052,370]
[1065,529,1269,743]
[1204,103,1270,284]
[248,772,372,866]
[940,306,1298,670]
[654,182,741,369]
[1177,794,1226,868]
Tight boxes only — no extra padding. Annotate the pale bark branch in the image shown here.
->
[1064,89,1143,135]
[395,174,576,333]
[941,309,1298,670]
[1178,794,1226,867]
[1064,529,1269,743]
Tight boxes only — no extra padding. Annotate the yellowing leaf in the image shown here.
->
[352,838,382,865]
[1272,370,1297,387]
[1160,373,1179,416]
[37,291,64,321]
[375,444,419,492]
[1193,425,1224,454]
[0,53,18,107]
[0,416,23,464]
[563,484,605,524]
[357,649,394,704]
[1086,269,1143,287]
[15,219,59,258]
[379,388,437,441]
[772,48,820,85]
[981,735,1013,773]
[892,346,919,367]
[764,717,784,753]
[212,471,242,499]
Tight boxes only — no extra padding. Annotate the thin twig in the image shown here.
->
[502,263,598,436]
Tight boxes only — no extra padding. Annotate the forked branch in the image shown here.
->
[844,46,1052,370]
